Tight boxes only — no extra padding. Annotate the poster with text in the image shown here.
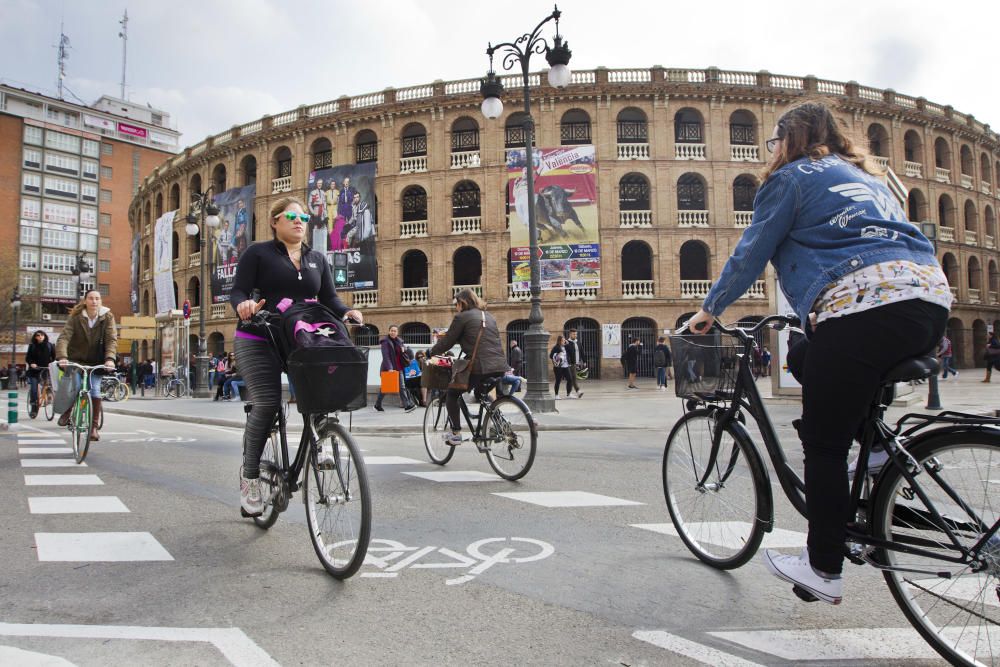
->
[306,162,377,290]
[153,210,177,313]
[209,184,256,305]
[507,145,599,291]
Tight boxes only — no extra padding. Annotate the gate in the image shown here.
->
[503,319,530,376]
[621,317,657,378]
[563,317,601,379]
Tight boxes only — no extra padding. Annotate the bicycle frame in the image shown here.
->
[456,388,495,449]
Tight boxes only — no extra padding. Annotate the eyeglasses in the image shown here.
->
[765,136,784,153]
[279,211,311,223]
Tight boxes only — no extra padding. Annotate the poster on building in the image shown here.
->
[209,184,256,304]
[130,231,140,314]
[153,210,176,313]
[602,323,622,359]
[306,162,377,290]
[507,146,600,291]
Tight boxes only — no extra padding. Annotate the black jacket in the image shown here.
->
[565,338,584,365]
[25,335,55,377]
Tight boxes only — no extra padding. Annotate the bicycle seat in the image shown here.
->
[880,355,939,384]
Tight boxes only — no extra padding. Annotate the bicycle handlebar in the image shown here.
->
[675,314,803,339]
[250,309,363,328]
[58,362,111,376]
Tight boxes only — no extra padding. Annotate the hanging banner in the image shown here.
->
[130,230,140,314]
[153,210,177,313]
[507,145,600,291]
[306,162,378,290]
[209,184,256,304]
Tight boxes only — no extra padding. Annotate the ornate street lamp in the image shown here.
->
[920,221,942,410]
[186,187,220,398]
[9,288,21,384]
[72,254,92,298]
[480,4,572,413]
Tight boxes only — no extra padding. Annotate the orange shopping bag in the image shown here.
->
[380,370,400,393]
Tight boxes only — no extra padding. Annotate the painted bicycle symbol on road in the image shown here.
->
[335,537,554,585]
[108,436,197,443]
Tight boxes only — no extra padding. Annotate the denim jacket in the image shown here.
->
[703,154,938,330]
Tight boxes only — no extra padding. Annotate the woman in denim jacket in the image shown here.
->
[687,101,951,605]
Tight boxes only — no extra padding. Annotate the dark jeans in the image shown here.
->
[553,366,572,395]
[27,375,40,405]
[446,372,503,431]
[786,299,947,574]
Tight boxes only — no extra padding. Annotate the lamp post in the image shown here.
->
[8,289,21,386]
[480,4,572,413]
[185,187,220,398]
[71,254,92,298]
[921,221,942,410]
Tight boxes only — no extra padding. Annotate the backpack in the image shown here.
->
[274,300,352,358]
[653,349,667,368]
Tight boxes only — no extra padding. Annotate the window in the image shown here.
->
[277,159,292,178]
[23,147,42,169]
[41,251,77,273]
[44,175,79,199]
[44,152,80,175]
[151,113,163,126]
[98,260,111,273]
[99,283,110,296]
[41,275,76,298]
[80,207,98,228]
[20,273,37,294]
[82,139,100,157]
[98,237,112,250]
[100,165,113,179]
[82,159,99,180]
[80,233,97,252]
[42,201,78,225]
[45,131,82,154]
[20,225,40,245]
[24,125,43,146]
[22,172,41,193]
[81,183,98,203]
[21,198,41,220]
[100,213,111,226]
[101,143,113,156]
[20,248,39,269]
[100,189,112,203]
[41,228,78,250]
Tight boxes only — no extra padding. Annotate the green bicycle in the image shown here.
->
[59,362,107,464]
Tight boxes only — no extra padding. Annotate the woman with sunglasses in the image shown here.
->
[687,101,950,605]
[230,196,363,517]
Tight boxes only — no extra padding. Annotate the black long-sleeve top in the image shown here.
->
[230,240,348,331]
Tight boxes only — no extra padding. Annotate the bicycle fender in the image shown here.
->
[872,423,1000,491]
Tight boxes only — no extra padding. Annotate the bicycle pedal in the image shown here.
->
[239,507,263,518]
[791,585,819,603]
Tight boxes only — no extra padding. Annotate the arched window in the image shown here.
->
[985,205,996,239]
[934,137,951,170]
[505,112,530,149]
[310,137,333,170]
[273,146,292,179]
[401,123,427,157]
[942,252,959,288]
[187,226,199,254]
[968,256,982,291]
[208,332,225,355]
[938,194,955,228]
[400,322,431,345]
[964,200,978,233]
[729,110,756,145]
[402,250,428,288]
[621,241,652,281]
[353,324,379,347]
[187,276,200,307]
[980,153,992,186]
[212,163,226,193]
[907,188,927,222]
[960,145,974,176]
[560,109,591,145]
[155,193,163,219]
[989,260,999,297]
[142,245,150,271]
[903,130,922,163]
[452,246,482,287]
[733,175,758,211]
[674,108,704,143]
[239,154,257,187]
[144,201,151,228]
[401,185,427,222]
[867,123,889,157]
[616,108,648,144]
[619,173,650,211]
[172,281,179,307]
[451,117,480,153]
[355,129,377,164]
[169,183,180,211]
[189,173,202,197]
[452,181,481,218]
[141,290,150,316]
[677,173,707,210]
[505,319,530,356]
[171,231,179,260]
[679,240,710,280]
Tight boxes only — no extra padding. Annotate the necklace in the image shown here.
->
[284,245,303,280]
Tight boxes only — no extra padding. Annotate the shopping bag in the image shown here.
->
[380,370,400,393]
[50,362,80,415]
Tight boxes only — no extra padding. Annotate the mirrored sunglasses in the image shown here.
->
[281,211,311,223]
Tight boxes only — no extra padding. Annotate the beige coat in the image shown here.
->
[55,304,118,365]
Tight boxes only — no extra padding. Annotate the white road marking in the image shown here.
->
[19,447,73,454]
[24,475,103,486]
[15,432,61,438]
[403,471,501,482]
[29,496,129,514]
[910,575,1000,608]
[136,429,155,434]
[21,459,86,468]
[15,440,66,445]
[632,630,765,666]
[363,456,423,465]
[0,645,76,666]
[34,533,172,561]
[0,623,277,667]
[631,522,808,549]
[709,627,938,661]
[493,491,643,507]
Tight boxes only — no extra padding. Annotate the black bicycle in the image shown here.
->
[422,376,537,481]
[662,315,1000,667]
[247,311,372,579]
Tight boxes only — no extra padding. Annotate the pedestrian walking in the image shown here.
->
[624,337,641,389]
[653,336,672,390]
[564,328,585,398]
[375,325,417,412]
[761,347,772,377]
[508,339,523,377]
[549,335,573,399]
[983,330,1000,382]
[938,335,958,380]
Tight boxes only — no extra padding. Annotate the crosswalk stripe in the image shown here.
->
[632,630,765,666]
[29,496,129,514]
[708,628,939,661]
[494,491,643,507]
[24,475,103,486]
[19,447,73,454]
[34,532,173,561]
[21,459,86,467]
[631,522,807,549]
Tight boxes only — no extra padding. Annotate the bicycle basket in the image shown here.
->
[286,345,369,414]
[421,362,452,390]
[669,332,741,400]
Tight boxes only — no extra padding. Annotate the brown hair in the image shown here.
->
[268,196,308,239]
[762,100,880,182]
[454,287,486,312]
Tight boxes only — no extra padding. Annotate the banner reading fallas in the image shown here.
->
[210,184,256,304]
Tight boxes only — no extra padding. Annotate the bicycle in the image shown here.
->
[163,374,188,398]
[101,373,130,402]
[30,368,55,421]
[422,375,537,481]
[247,310,372,579]
[661,315,1000,667]
[58,363,108,464]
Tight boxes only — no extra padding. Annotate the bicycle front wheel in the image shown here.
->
[42,386,54,421]
[73,394,92,464]
[483,396,537,481]
[254,430,284,530]
[662,408,768,569]
[116,383,130,402]
[872,431,1000,667]
[303,420,371,579]
[422,396,455,465]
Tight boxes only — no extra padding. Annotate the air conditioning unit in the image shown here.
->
[41,313,52,321]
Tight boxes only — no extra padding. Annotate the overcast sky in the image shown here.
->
[2,0,997,147]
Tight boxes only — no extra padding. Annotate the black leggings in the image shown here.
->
[446,372,504,431]
[787,299,947,574]
[234,337,282,478]
[553,367,572,395]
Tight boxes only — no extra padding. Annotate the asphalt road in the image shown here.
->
[0,407,953,666]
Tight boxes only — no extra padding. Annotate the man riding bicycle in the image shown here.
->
[25,329,56,418]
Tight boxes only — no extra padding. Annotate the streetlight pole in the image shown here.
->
[920,222,942,410]
[186,187,220,398]
[9,289,21,386]
[480,4,572,414]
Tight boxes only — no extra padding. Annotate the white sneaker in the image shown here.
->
[847,448,891,476]
[240,473,264,516]
[554,395,562,400]
[576,391,584,398]
[315,440,336,470]
[762,548,843,605]
[443,431,463,447]
[567,394,578,399]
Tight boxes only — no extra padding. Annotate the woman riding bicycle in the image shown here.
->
[427,288,507,446]
[25,329,55,418]
[687,101,951,605]
[55,289,119,441]
[230,196,363,517]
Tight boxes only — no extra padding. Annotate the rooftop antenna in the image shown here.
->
[56,21,70,99]
[118,9,128,100]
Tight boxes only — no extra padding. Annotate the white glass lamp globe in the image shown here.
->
[205,213,221,227]
[185,222,199,236]
[547,64,571,89]
[481,96,503,120]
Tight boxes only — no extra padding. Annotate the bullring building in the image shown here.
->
[129,66,1000,377]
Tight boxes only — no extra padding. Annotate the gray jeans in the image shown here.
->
[234,337,282,478]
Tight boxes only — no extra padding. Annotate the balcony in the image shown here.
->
[619,210,652,228]
[400,220,428,238]
[991,291,999,305]
[400,287,428,305]
[961,174,974,189]
[451,216,482,234]
[622,280,654,299]
[271,176,292,194]
[983,182,993,195]
[400,155,428,174]
[211,304,227,319]
[986,235,995,249]
[935,167,951,184]
[871,156,890,170]
[968,288,981,304]
[451,284,483,298]
[617,143,650,160]
[189,252,201,268]
[734,211,753,227]
[143,223,150,236]
[730,145,759,162]
[171,258,179,272]
[508,283,530,302]
[142,269,150,282]
[950,286,959,298]
[351,290,378,308]
[680,280,712,299]
[450,151,481,169]
[903,161,923,178]
[675,143,706,160]
[939,226,955,243]
[189,306,200,320]
[678,210,709,227]
[743,280,766,299]
[964,230,978,245]
[565,287,597,300]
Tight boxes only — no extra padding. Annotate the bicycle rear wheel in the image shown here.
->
[662,408,768,569]
[254,430,284,530]
[116,383,130,402]
[422,396,455,465]
[483,396,537,481]
[304,419,371,579]
[42,386,54,421]
[872,431,1000,667]
[72,394,92,464]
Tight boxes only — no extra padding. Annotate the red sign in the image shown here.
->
[117,122,148,139]
[182,299,191,319]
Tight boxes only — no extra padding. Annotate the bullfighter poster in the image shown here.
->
[306,162,378,290]
[153,210,177,313]
[210,184,256,304]
[507,145,600,291]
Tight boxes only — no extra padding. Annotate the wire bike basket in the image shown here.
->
[286,346,369,414]
[669,331,742,400]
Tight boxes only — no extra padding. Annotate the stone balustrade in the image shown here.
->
[986,235,995,249]
[872,156,890,169]
[508,283,530,302]
[450,151,481,169]
[400,220,428,238]
[622,280,654,299]
[678,210,709,227]
[189,306,200,320]
[675,143,706,160]
[680,280,712,299]
[451,284,483,298]
[968,288,981,304]
[400,156,428,173]
[400,287,428,305]
[171,258,179,272]
[619,210,652,228]
[991,291,999,304]
[351,290,378,308]
[142,269,150,282]
[211,304,227,319]
[730,145,759,162]
[961,174,974,189]
[565,287,598,300]
[744,280,766,299]
[965,230,978,245]
[950,285,959,298]
[272,176,292,194]
[935,167,951,184]
[904,161,923,178]
[982,181,992,195]
[451,216,482,234]
[617,143,650,160]
[143,224,150,236]
[734,211,753,227]
[939,226,955,242]
[189,252,200,268]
